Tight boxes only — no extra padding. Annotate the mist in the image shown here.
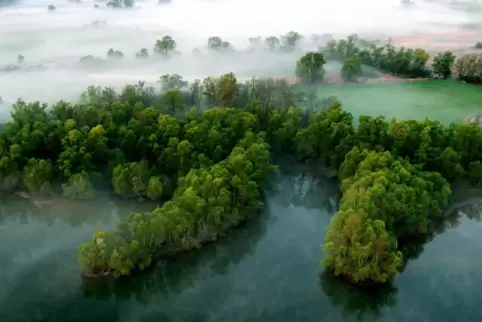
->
[0,0,476,119]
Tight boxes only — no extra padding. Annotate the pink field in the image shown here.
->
[281,29,482,85]
[392,29,482,52]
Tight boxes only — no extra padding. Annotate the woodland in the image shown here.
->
[1,33,482,286]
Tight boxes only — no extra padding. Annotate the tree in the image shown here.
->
[158,74,187,91]
[147,176,163,200]
[136,48,149,59]
[154,36,176,56]
[454,54,482,84]
[107,48,124,59]
[341,56,362,82]
[47,4,56,11]
[22,158,54,196]
[106,0,133,8]
[324,211,402,284]
[432,51,456,79]
[218,72,237,107]
[161,90,184,114]
[62,171,95,200]
[264,36,280,51]
[281,31,303,51]
[295,52,326,84]
[17,54,24,65]
[207,36,232,51]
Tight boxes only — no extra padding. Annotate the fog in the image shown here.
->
[0,0,476,119]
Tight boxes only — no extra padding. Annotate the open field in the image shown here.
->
[392,28,482,58]
[302,79,482,124]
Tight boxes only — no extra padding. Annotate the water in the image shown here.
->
[1,171,482,322]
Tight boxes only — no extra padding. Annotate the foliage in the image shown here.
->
[324,149,451,283]
[154,36,177,57]
[432,51,456,79]
[22,158,54,196]
[135,48,149,59]
[62,171,95,200]
[280,31,303,51]
[207,36,232,51]
[323,37,431,78]
[17,54,24,65]
[2,67,481,285]
[454,54,482,84]
[295,52,326,84]
[341,56,362,82]
[106,0,133,8]
[107,49,124,59]
[264,36,280,51]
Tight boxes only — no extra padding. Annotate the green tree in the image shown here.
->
[161,90,184,114]
[62,171,95,200]
[154,36,176,56]
[22,158,54,196]
[295,52,326,84]
[432,51,456,79]
[341,56,362,82]
[135,48,149,59]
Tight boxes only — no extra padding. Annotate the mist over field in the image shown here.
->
[0,0,476,118]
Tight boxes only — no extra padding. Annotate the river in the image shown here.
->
[0,170,481,322]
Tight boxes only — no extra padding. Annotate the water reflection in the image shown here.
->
[0,173,481,321]
[317,183,482,322]
[0,195,157,227]
[399,185,482,267]
[274,163,340,213]
[319,271,398,321]
[82,203,270,303]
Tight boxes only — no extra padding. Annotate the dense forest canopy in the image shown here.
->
[1,34,482,285]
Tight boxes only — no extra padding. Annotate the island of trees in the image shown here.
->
[2,32,482,286]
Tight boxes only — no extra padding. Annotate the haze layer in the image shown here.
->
[0,0,474,118]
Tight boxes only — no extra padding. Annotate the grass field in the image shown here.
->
[304,80,482,124]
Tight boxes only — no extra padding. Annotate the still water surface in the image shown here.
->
[0,171,481,322]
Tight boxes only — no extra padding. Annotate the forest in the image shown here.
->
[1,34,482,285]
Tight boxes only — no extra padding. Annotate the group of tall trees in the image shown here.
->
[1,71,481,284]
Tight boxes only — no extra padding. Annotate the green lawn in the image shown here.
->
[304,80,482,124]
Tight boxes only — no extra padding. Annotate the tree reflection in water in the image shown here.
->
[320,183,482,321]
[81,200,270,304]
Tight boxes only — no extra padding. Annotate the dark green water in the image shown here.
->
[1,171,482,322]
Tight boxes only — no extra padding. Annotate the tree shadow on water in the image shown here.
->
[319,270,398,322]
